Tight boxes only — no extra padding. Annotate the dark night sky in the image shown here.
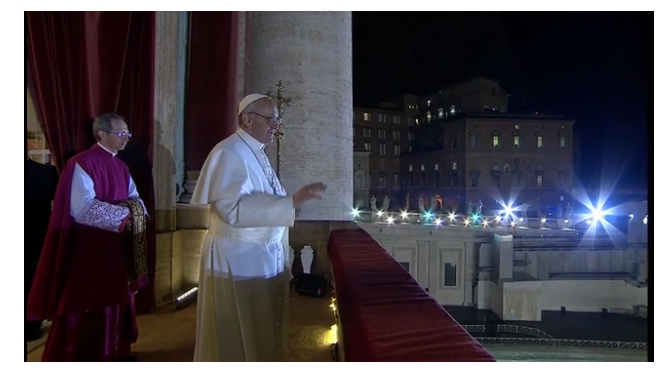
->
[352,12,651,187]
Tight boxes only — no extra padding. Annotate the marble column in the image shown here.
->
[236,11,247,99]
[153,11,189,305]
[250,12,353,221]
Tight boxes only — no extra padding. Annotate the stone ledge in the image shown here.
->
[176,203,210,229]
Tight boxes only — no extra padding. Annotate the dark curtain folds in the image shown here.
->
[185,11,239,171]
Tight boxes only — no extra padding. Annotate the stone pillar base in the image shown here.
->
[180,171,201,204]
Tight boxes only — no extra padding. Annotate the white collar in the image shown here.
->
[236,128,265,151]
[97,142,117,157]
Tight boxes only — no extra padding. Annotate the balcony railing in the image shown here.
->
[327,228,496,362]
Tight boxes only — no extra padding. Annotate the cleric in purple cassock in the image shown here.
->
[27,113,150,362]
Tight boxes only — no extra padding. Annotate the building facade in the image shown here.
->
[401,77,576,212]
[352,105,413,209]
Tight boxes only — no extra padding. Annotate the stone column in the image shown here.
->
[153,11,189,305]
[251,12,353,221]
[236,11,247,99]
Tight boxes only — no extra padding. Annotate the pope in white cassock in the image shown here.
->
[191,93,326,362]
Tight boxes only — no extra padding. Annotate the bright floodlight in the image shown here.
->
[628,213,634,219]
[449,213,457,221]
[540,217,547,223]
[401,211,409,219]
[434,218,442,226]
[386,216,395,224]
[463,219,470,226]
[351,208,360,217]
[591,208,604,222]
[424,212,433,220]
[482,220,489,227]
[377,210,384,217]
[503,205,513,217]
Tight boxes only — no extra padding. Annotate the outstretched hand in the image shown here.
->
[293,182,327,208]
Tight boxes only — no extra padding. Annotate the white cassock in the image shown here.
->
[190,128,293,362]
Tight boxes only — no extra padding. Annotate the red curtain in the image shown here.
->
[185,11,239,171]
[26,11,157,313]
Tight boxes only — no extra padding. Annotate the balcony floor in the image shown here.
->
[27,285,335,362]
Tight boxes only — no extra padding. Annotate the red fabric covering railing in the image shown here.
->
[328,228,496,362]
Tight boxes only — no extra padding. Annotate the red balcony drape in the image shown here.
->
[184,11,239,171]
[26,11,157,313]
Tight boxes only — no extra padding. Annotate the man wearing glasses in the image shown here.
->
[191,93,326,361]
[28,113,148,362]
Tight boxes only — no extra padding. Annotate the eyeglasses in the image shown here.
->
[249,112,282,126]
[107,131,133,138]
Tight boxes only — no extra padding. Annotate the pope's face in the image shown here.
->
[246,99,281,145]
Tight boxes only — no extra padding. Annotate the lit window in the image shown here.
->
[450,105,456,115]
[363,112,371,121]
[427,100,431,106]
[438,108,444,118]
[537,136,544,148]
[492,135,500,148]
[452,162,458,170]
[426,111,432,122]
[537,175,543,187]
[364,142,371,151]
[514,135,520,148]
[560,135,566,148]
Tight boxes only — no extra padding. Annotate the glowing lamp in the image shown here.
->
[591,208,604,222]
